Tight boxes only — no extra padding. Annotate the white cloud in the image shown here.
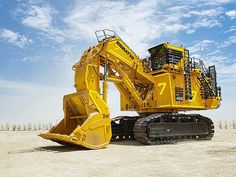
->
[187,38,236,88]
[22,5,52,29]
[17,3,65,43]
[12,0,226,54]
[218,35,236,48]
[208,0,234,4]
[22,56,41,62]
[225,25,236,33]
[187,18,220,34]
[0,28,32,48]
[63,0,162,55]
[189,35,236,58]
[188,8,223,17]
[226,10,236,19]
[188,40,216,53]
[63,0,225,56]
[229,35,236,42]
[185,7,224,33]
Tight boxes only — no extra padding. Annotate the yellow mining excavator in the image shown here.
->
[40,30,221,149]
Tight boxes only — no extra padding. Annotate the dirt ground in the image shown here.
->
[0,129,236,177]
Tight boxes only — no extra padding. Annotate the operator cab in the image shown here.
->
[148,43,183,71]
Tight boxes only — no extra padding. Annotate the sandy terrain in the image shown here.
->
[0,129,236,177]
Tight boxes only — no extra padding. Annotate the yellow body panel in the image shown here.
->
[40,30,221,149]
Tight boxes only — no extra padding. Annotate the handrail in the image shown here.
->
[190,57,208,75]
[95,29,117,42]
[95,29,140,62]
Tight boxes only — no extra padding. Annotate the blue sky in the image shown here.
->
[0,0,236,124]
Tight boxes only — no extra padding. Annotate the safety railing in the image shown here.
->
[95,29,117,42]
[190,57,208,75]
[95,29,139,60]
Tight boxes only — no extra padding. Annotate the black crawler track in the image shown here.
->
[111,116,140,140]
[111,113,214,145]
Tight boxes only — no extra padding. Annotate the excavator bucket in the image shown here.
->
[39,90,112,149]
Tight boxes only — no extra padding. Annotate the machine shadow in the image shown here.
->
[34,145,89,153]
[8,145,89,154]
[110,140,180,146]
[8,145,90,154]
[110,140,144,146]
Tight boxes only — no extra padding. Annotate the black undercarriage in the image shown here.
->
[111,113,214,145]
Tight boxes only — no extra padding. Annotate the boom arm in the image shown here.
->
[73,32,155,108]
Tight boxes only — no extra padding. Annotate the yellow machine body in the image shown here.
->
[40,30,221,149]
